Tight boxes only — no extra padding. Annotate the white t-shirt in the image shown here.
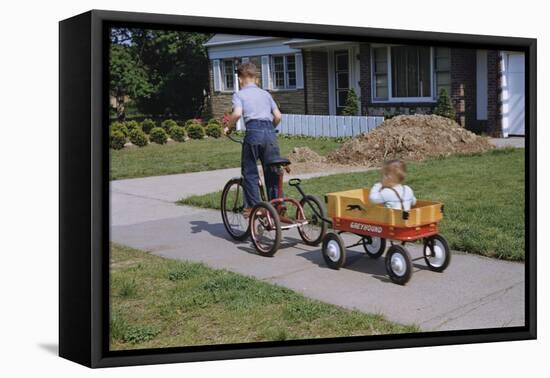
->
[368,183,417,211]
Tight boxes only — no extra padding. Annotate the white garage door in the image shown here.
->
[501,52,525,136]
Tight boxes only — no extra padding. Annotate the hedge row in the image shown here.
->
[109,118,224,149]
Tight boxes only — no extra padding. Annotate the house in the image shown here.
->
[204,34,525,137]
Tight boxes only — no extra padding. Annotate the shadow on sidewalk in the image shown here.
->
[236,238,301,256]
[189,220,239,242]
[296,242,430,284]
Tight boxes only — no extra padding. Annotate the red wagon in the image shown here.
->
[322,188,451,285]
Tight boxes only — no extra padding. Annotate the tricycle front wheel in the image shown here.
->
[297,195,327,246]
[385,245,412,285]
[322,232,346,269]
[362,236,386,259]
[423,235,451,272]
[220,178,250,241]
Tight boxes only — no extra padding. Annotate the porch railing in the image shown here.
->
[276,114,384,138]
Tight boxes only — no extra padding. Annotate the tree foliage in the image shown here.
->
[109,43,153,120]
[433,88,456,120]
[342,89,360,116]
[109,28,211,120]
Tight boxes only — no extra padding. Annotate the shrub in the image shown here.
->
[128,128,148,147]
[111,121,128,136]
[205,123,222,138]
[184,119,195,128]
[342,88,359,116]
[110,131,126,150]
[433,88,455,120]
[140,118,156,134]
[187,123,205,140]
[149,127,168,144]
[161,119,178,133]
[184,118,204,128]
[207,118,222,127]
[125,120,140,133]
[169,125,187,142]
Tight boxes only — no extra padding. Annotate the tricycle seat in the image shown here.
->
[267,157,291,167]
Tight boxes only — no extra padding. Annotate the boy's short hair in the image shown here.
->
[237,62,258,79]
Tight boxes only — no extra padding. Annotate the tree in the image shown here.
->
[109,43,153,121]
[342,88,360,116]
[129,30,211,119]
[433,88,455,120]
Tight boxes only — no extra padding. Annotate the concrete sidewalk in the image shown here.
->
[110,167,525,332]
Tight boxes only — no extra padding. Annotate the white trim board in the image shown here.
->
[207,39,301,59]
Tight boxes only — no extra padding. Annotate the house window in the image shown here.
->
[391,46,431,98]
[222,59,236,91]
[286,55,296,88]
[271,55,296,89]
[434,47,451,97]
[373,47,388,100]
[335,50,350,113]
[371,45,451,102]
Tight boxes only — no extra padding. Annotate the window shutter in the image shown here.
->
[212,59,222,92]
[261,55,271,90]
[241,57,250,63]
[295,52,304,89]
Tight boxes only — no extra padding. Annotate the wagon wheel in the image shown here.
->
[385,245,413,285]
[322,232,346,269]
[423,235,451,272]
[220,178,250,241]
[249,201,281,257]
[362,236,386,259]
[296,195,328,246]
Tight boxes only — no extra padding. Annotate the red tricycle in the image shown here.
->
[220,133,327,256]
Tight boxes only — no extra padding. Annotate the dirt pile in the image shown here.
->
[327,114,494,166]
[288,147,324,164]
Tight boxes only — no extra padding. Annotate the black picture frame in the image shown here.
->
[59,9,537,368]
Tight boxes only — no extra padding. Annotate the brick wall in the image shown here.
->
[359,43,371,115]
[487,50,502,137]
[303,50,329,115]
[450,48,477,130]
[271,90,305,114]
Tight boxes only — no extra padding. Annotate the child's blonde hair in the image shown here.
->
[237,62,258,79]
[381,160,407,187]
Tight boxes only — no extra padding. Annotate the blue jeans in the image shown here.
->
[241,120,281,208]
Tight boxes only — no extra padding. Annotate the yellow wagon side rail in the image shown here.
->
[325,188,444,228]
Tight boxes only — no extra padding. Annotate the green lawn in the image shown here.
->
[110,136,342,180]
[180,149,525,261]
[110,243,416,350]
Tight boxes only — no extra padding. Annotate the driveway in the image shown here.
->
[110,166,525,332]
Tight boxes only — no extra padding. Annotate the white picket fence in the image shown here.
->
[276,114,384,138]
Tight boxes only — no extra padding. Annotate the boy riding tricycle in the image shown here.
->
[221,61,450,285]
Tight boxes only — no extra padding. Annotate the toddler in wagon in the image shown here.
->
[369,160,417,211]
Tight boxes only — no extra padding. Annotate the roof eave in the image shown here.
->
[203,36,278,47]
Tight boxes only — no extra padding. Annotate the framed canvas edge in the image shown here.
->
[59,9,537,369]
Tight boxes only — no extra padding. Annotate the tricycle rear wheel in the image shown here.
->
[322,232,346,269]
[362,236,386,259]
[385,245,413,285]
[423,235,451,272]
[250,201,281,257]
